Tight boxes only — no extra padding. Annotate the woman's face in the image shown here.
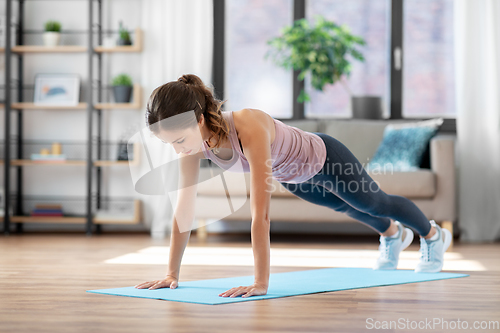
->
[155,124,204,155]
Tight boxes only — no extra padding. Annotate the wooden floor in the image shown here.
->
[1,231,499,333]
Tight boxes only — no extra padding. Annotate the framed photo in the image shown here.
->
[34,73,80,106]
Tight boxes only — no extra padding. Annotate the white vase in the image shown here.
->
[43,32,60,47]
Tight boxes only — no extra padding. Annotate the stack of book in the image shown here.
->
[31,204,64,217]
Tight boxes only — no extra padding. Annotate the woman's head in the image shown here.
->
[145,74,228,154]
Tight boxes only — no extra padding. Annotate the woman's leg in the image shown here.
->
[306,132,432,237]
[278,181,393,234]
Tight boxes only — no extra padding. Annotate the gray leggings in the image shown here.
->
[278,132,432,237]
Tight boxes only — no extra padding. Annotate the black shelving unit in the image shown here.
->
[3,0,142,236]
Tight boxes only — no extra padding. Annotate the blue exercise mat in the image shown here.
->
[86,267,469,305]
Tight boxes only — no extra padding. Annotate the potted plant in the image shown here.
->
[265,15,383,119]
[117,21,132,46]
[43,21,61,47]
[111,74,133,103]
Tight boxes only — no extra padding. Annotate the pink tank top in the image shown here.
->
[201,111,327,184]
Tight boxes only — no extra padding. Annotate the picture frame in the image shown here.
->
[34,73,80,106]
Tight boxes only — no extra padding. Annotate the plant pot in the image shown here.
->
[113,85,133,103]
[43,32,61,47]
[351,96,383,119]
[116,38,132,46]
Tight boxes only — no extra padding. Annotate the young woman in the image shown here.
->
[134,74,452,298]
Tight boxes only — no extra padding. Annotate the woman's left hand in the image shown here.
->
[219,282,268,298]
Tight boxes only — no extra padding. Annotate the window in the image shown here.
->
[403,0,455,118]
[220,0,456,125]
[225,0,294,118]
[305,0,391,118]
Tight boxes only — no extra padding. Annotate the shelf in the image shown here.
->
[94,84,142,109]
[93,160,128,166]
[10,83,142,110]
[11,216,86,224]
[9,200,141,225]
[10,160,86,166]
[11,45,88,53]
[93,199,141,224]
[7,143,140,167]
[8,28,143,54]
[10,160,138,167]
[94,28,143,53]
[11,103,88,110]
[2,2,144,234]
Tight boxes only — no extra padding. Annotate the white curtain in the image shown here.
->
[455,0,500,242]
[139,0,213,238]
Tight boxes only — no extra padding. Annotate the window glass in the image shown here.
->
[226,0,294,118]
[403,0,455,117]
[305,0,391,118]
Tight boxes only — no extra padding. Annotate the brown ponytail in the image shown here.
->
[145,74,229,149]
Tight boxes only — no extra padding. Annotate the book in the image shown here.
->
[30,213,64,217]
[32,209,63,214]
[30,154,67,161]
[35,204,63,210]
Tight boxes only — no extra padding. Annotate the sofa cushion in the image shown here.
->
[196,169,299,198]
[270,169,436,199]
[368,169,436,198]
[197,168,436,199]
[320,120,389,164]
[367,118,443,171]
[320,119,441,166]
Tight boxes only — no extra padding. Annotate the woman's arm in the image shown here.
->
[136,151,201,289]
[219,110,273,298]
[167,151,201,278]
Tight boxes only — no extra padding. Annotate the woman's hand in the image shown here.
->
[134,275,178,290]
[219,282,268,298]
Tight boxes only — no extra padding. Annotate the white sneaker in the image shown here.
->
[415,220,452,273]
[373,221,414,270]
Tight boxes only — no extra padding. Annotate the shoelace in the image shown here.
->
[379,236,396,260]
[419,238,431,262]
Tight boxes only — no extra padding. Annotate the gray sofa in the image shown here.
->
[194,119,457,246]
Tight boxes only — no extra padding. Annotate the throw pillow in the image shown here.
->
[366,118,444,172]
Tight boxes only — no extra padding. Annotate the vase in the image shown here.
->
[116,38,132,46]
[113,85,133,103]
[351,96,384,119]
[43,32,61,47]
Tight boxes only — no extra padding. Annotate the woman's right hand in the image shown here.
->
[134,275,179,290]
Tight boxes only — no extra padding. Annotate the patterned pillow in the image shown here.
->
[367,118,444,172]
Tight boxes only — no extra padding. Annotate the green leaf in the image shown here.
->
[111,74,133,86]
[264,14,365,95]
